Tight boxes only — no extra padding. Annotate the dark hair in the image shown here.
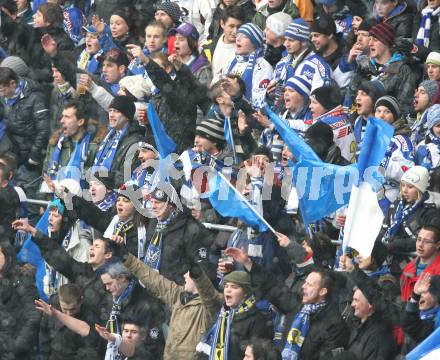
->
[0,241,16,277]
[0,163,8,182]
[150,51,172,68]
[2,0,17,15]
[38,3,64,27]
[221,5,246,24]
[421,225,440,243]
[0,153,17,179]
[245,338,281,360]
[313,268,336,299]
[64,99,88,127]
[97,237,117,255]
[186,36,200,57]
[103,48,129,67]
[59,283,82,303]
[121,316,146,329]
[0,67,18,85]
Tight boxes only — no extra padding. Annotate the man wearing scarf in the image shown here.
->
[41,100,106,190]
[222,23,273,108]
[93,95,144,187]
[197,270,273,360]
[403,273,440,345]
[227,248,348,360]
[99,261,165,359]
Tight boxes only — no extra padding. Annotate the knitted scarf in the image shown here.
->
[422,133,440,170]
[144,210,178,271]
[382,192,429,242]
[107,279,136,335]
[226,48,264,101]
[94,125,128,171]
[282,302,327,360]
[207,296,257,360]
[4,79,25,106]
[420,306,440,330]
[412,110,430,146]
[416,6,440,48]
[103,215,134,242]
[48,132,92,181]
[97,191,118,211]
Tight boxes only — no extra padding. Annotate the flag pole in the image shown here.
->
[226,116,238,165]
[217,170,277,235]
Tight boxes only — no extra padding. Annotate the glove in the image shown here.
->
[394,38,413,58]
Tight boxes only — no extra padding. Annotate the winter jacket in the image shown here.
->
[412,8,440,51]
[402,300,439,344]
[381,2,414,40]
[144,209,214,285]
[253,0,300,31]
[195,270,274,360]
[346,313,397,360]
[400,254,440,302]
[350,53,419,115]
[249,262,349,359]
[39,301,104,360]
[2,78,50,166]
[0,269,41,358]
[120,253,215,360]
[33,229,112,323]
[42,119,108,176]
[146,59,211,153]
[209,1,256,43]
[0,186,19,242]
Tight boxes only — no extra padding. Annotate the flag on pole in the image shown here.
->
[343,117,394,257]
[147,102,177,159]
[264,106,356,225]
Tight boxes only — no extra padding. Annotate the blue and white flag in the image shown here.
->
[407,326,440,360]
[147,102,177,159]
[343,117,394,257]
[265,106,357,225]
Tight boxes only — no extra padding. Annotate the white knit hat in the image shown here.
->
[401,166,430,193]
[266,12,293,37]
[426,52,440,66]
[119,75,153,100]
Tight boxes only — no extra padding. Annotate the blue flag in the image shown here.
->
[147,102,177,159]
[407,326,440,359]
[201,171,268,232]
[265,106,356,225]
[16,208,51,300]
[224,117,234,149]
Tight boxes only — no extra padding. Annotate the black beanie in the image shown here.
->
[112,7,134,29]
[253,146,273,162]
[311,84,342,111]
[374,95,401,122]
[91,172,115,190]
[358,80,386,105]
[310,14,337,36]
[109,96,136,120]
[358,18,377,33]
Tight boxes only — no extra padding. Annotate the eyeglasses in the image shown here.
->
[416,237,437,246]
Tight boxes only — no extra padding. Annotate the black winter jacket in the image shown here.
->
[2,78,50,165]
[402,301,436,344]
[383,2,414,41]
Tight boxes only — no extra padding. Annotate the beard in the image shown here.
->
[314,41,330,56]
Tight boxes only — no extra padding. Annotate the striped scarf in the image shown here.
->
[4,79,25,106]
[97,191,117,211]
[422,133,440,170]
[94,126,128,171]
[416,7,440,48]
[282,302,327,360]
[226,48,264,101]
[107,279,136,335]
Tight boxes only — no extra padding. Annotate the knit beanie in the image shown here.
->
[429,276,440,303]
[266,12,293,37]
[285,18,310,42]
[426,52,440,66]
[109,96,136,120]
[237,23,264,48]
[195,118,225,144]
[358,80,386,105]
[90,172,115,190]
[374,95,401,122]
[156,1,182,25]
[0,56,30,77]
[49,198,65,215]
[426,104,440,131]
[420,80,440,104]
[253,146,273,162]
[357,18,377,33]
[119,75,152,100]
[285,76,312,98]
[311,84,342,111]
[223,271,252,295]
[117,183,140,200]
[369,22,395,48]
[111,6,134,29]
[310,14,337,36]
[401,166,430,193]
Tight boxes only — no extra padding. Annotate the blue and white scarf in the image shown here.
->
[94,125,128,171]
[282,302,327,360]
[107,279,136,335]
[416,6,440,48]
[422,133,440,170]
[144,210,178,271]
[48,132,92,182]
[382,192,429,242]
[97,191,117,211]
[420,306,440,329]
[412,110,430,146]
[226,48,264,101]
[4,79,25,106]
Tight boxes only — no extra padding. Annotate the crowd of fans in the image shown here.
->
[1,0,440,359]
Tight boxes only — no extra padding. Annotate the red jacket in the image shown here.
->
[400,254,440,302]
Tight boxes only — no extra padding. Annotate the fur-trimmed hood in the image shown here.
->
[49,119,108,146]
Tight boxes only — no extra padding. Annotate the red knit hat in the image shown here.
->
[369,22,395,48]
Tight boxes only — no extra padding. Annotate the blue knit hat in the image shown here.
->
[49,198,65,215]
[285,18,310,42]
[237,23,264,48]
[427,104,440,131]
[285,76,312,98]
